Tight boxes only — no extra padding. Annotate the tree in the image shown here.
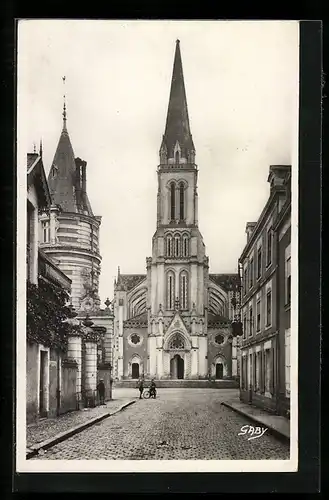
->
[27,279,81,351]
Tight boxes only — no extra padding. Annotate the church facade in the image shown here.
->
[113,41,240,381]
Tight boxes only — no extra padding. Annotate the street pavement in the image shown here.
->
[31,388,289,460]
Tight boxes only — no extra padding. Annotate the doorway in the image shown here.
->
[216,363,224,379]
[132,363,140,379]
[170,354,184,379]
[39,350,48,416]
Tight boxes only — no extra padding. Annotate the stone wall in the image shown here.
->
[207,328,232,378]
[48,348,59,418]
[26,341,39,423]
[39,212,101,310]
[123,326,148,378]
[61,362,78,414]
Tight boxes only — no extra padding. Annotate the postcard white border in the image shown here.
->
[16,19,299,474]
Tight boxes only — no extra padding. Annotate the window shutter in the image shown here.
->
[270,346,275,395]
[253,352,256,389]
[260,350,265,393]
[244,356,247,390]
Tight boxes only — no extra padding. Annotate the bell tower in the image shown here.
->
[146,40,209,379]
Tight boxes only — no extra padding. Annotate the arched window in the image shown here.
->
[42,221,50,243]
[179,182,185,220]
[180,271,189,310]
[183,235,189,257]
[166,235,172,257]
[174,235,180,257]
[169,333,185,350]
[170,182,176,221]
[175,151,180,164]
[167,271,175,310]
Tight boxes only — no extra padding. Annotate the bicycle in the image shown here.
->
[143,388,157,399]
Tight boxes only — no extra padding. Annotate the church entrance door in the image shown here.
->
[170,354,184,379]
[132,363,139,379]
[216,363,224,379]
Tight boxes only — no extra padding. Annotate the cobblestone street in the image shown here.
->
[31,389,289,460]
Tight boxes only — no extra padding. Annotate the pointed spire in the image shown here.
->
[33,142,36,153]
[47,76,94,216]
[39,138,43,158]
[160,40,195,163]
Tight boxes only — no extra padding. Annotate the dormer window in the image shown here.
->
[51,165,58,178]
[175,151,180,164]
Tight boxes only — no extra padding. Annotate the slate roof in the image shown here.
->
[27,153,39,171]
[160,40,195,158]
[116,274,146,292]
[209,274,240,292]
[124,311,148,326]
[47,121,94,216]
[27,153,51,209]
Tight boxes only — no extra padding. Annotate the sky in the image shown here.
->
[18,20,299,304]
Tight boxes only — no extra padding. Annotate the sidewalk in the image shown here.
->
[222,398,290,441]
[26,393,137,458]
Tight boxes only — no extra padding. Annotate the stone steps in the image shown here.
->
[113,379,239,389]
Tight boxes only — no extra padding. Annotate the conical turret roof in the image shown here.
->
[47,107,93,216]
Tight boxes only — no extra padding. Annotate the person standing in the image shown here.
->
[97,378,105,405]
[150,378,157,399]
[138,378,144,399]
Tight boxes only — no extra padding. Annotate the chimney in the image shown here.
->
[246,222,257,242]
[75,157,87,210]
[81,160,87,194]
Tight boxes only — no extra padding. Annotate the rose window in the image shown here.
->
[215,334,224,345]
[130,333,141,345]
[169,334,185,350]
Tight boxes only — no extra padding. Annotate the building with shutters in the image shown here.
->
[112,41,240,382]
[238,164,291,415]
[274,173,291,417]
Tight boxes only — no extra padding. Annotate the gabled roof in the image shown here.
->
[27,153,51,209]
[27,153,39,171]
[161,40,195,158]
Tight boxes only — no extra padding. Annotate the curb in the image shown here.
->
[26,399,136,459]
[221,402,290,443]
